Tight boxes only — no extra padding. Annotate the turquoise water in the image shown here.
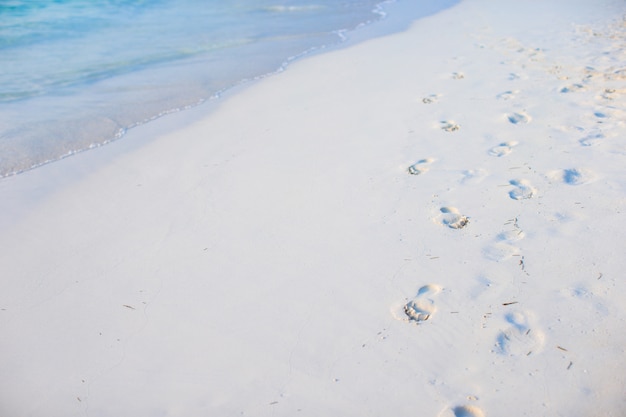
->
[0,0,453,176]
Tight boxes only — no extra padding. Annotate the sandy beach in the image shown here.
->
[1,0,625,416]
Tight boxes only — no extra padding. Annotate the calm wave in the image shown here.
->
[0,0,450,176]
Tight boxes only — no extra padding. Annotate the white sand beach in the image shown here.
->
[1,0,625,416]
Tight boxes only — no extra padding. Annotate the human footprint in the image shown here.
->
[403,284,442,324]
[441,120,460,132]
[437,207,470,229]
[494,311,545,356]
[488,141,518,157]
[407,158,435,175]
[508,179,536,200]
[507,111,531,124]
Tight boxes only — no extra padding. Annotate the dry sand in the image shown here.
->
[1,0,625,416]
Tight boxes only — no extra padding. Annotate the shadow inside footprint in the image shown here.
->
[453,405,485,417]
[563,168,594,185]
[507,112,531,124]
[564,169,583,184]
[496,90,518,100]
[549,168,595,185]
[559,83,585,93]
[579,131,604,146]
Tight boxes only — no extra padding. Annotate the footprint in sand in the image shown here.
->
[483,223,525,261]
[496,90,518,100]
[563,168,595,185]
[407,158,435,175]
[549,168,596,185]
[484,242,519,261]
[559,83,586,93]
[579,130,605,146]
[599,88,615,100]
[402,284,442,324]
[460,168,488,185]
[488,141,518,157]
[494,311,545,357]
[508,179,537,200]
[599,88,626,101]
[496,229,526,242]
[436,207,470,229]
[441,121,461,132]
[507,111,531,124]
[452,405,486,417]
[594,110,608,119]
[422,94,441,104]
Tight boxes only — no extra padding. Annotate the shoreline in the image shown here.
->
[1,0,626,416]
[0,0,459,179]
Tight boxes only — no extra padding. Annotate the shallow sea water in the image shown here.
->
[0,0,451,176]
